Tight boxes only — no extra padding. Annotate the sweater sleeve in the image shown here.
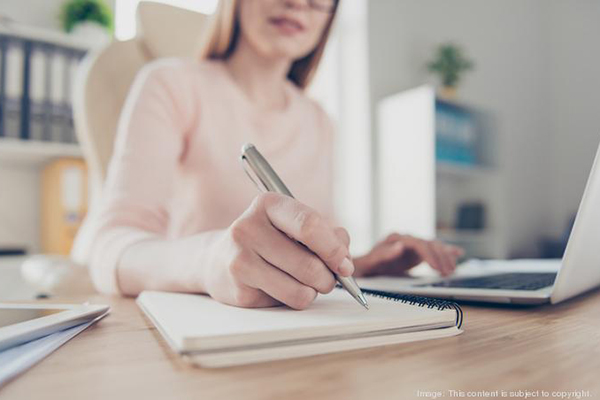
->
[87,60,198,295]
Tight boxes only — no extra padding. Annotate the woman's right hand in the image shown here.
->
[203,193,354,310]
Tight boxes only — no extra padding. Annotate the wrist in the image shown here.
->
[167,230,226,294]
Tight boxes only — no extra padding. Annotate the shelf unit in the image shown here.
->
[0,24,90,254]
[0,23,91,52]
[376,86,509,260]
[436,161,495,178]
[434,98,507,259]
[437,228,496,243]
[0,137,82,166]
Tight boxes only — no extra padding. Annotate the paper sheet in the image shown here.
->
[0,316,100,387]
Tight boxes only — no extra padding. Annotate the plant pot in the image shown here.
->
[70,21,110,48]
[439,85,458,100]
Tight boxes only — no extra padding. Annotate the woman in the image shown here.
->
[85,0,463,309]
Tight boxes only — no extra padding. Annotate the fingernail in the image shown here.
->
[339,257,355,276]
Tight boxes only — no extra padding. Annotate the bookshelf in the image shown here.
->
[434,98,507,259]
[436,161,495,179]
[0,24,90,160]
[376,87,507,260]
[0,23,90,52]
[0,22,90,146]
[0,24,91,254]
[0,137,82,166]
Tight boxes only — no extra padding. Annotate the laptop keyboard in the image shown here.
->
[421,272,557,291]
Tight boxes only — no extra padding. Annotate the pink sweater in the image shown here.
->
[85,59,336,295]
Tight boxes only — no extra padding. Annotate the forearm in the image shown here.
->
[115,229,225,296]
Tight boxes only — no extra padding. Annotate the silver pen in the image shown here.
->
[240,143,369,310]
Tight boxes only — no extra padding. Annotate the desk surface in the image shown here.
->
[2,290,599,400]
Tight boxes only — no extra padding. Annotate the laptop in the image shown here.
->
[361,143,600,305]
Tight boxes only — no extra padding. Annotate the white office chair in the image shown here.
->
[21,2,212,296]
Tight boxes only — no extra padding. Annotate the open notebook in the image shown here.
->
[137,288,463,368]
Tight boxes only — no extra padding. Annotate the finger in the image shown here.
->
[448,245,465,257]
[442,243,463,270]
[241,252,318,310]
[224,283,281,308]
[443,244,461,273]
[433,241,455,276]
[235,289,281,308]
[384,232,402,244]
[262,194,353,276]
[254,226,336,294]
[334,227,351,248]
[444,248,460,271]
[428,241,449,275]
[415,240,446,274]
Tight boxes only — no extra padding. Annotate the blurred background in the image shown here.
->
[0,0,598,299]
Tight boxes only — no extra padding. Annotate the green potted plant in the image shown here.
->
[427,43,474,100]
[59,0,113,47]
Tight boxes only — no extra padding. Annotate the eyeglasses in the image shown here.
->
[307,0,338,13]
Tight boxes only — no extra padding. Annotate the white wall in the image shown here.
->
[545,0,600,237]
[0,0,116,31]
[309,0,373,254]
[0,0,63,30]
[0,166,40,252]
[368,0,600,257]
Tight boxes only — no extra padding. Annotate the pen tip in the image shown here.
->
[358,293,369,310]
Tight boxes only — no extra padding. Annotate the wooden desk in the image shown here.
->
[2,290,599,400]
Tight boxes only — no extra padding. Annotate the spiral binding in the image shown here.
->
[361,288,464,329]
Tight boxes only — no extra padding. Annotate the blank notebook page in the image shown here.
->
[137,289,457,352]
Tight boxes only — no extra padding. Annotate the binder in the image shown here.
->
[436,99,478,166]
[0,36,7,138]
[41,158,88,255]
[63,50,77,144]
[4,38,23,139]
[41,44,53,142]
[29,42,47,141]
[0,31,87,144]
[49,47,67,143]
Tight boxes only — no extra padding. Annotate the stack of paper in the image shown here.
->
[0,317,102,387]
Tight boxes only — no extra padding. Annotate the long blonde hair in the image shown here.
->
[200,0,339,89]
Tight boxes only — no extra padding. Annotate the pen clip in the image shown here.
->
[240,155,269,193]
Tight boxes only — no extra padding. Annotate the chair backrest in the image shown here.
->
[70,2,211,262]
[74,1,211,196]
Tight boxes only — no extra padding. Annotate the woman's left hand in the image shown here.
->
[353,233,464,277]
